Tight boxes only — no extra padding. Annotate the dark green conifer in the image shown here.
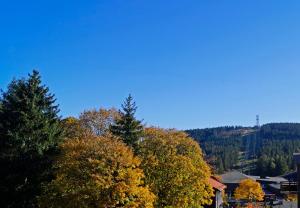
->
[0,70,63,207]
[110,94,143,151]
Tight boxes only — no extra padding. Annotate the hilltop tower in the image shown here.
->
[256,115,260,127]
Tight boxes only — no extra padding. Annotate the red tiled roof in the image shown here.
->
[209,177,226,191]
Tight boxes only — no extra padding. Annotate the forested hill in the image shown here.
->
[186,123,300,176]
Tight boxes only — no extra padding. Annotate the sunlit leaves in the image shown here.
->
[138,128,213,208]
[234,179,265,202]
[38,135,155,208]
[79,108,120,136]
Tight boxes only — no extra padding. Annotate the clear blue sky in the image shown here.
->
[1,1,300,129]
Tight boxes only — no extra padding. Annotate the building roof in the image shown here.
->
[268,183,281,190]
[221,170,288,186]
[293,153,300,164]
[251,175,287,183]
[209,177,226,191]
[220,170,254,184]
[281,171,297,182]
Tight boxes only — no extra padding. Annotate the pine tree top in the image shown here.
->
[0,70,63,156]
[121,94,137,117]
[110,94,144,151]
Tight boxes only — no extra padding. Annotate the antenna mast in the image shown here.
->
[256,115,260,127]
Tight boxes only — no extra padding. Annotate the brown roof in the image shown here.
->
[209,177,226,191]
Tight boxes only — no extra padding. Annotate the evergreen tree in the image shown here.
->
[0,70,63,207]
[216,157,224,173]
[110,94,143,151]
[275,156,289,175]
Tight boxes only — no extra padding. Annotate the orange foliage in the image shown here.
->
[38,135,155,208]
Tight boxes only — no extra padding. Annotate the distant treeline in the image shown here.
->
[186,123,300,176]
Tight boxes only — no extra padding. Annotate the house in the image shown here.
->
[251,175,288,195]
[220,170,291,206]
[281,171,297,182]
[208,177,226,208]
[220,170,254,198]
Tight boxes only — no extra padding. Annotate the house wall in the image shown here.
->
[215,190,223,208]
[205,189,224,208]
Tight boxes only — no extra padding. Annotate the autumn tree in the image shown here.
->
[61,117,86,138]
[38,135,155,208]
[234,179,265,203]
[79,108,120,136]
[286,194,297,202]
[110,94,143,151]
[138,127,213,208]
[61,108,120,139]
[0,70,63,207]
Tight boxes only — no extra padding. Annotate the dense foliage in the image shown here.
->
[38,135,155,208]
[234,179,264,202]
[61,116,87,139]
[0,70,63,207]
[186,127,253,173]
[187,123,300,176]
[139,128,213,208]
[6,70,299,207]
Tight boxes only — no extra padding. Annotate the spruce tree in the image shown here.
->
[110,94,143,151]
[0,70,63,207]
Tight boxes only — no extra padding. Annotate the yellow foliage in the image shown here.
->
[38,135,155,208]
[61,117,86,138]
[138,127,214,208]
[234,179,265,202]
[286,194,297,201]
[79,108,120,136]
[62,108,120,139]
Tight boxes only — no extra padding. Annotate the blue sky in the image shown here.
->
[1,0,300,129]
